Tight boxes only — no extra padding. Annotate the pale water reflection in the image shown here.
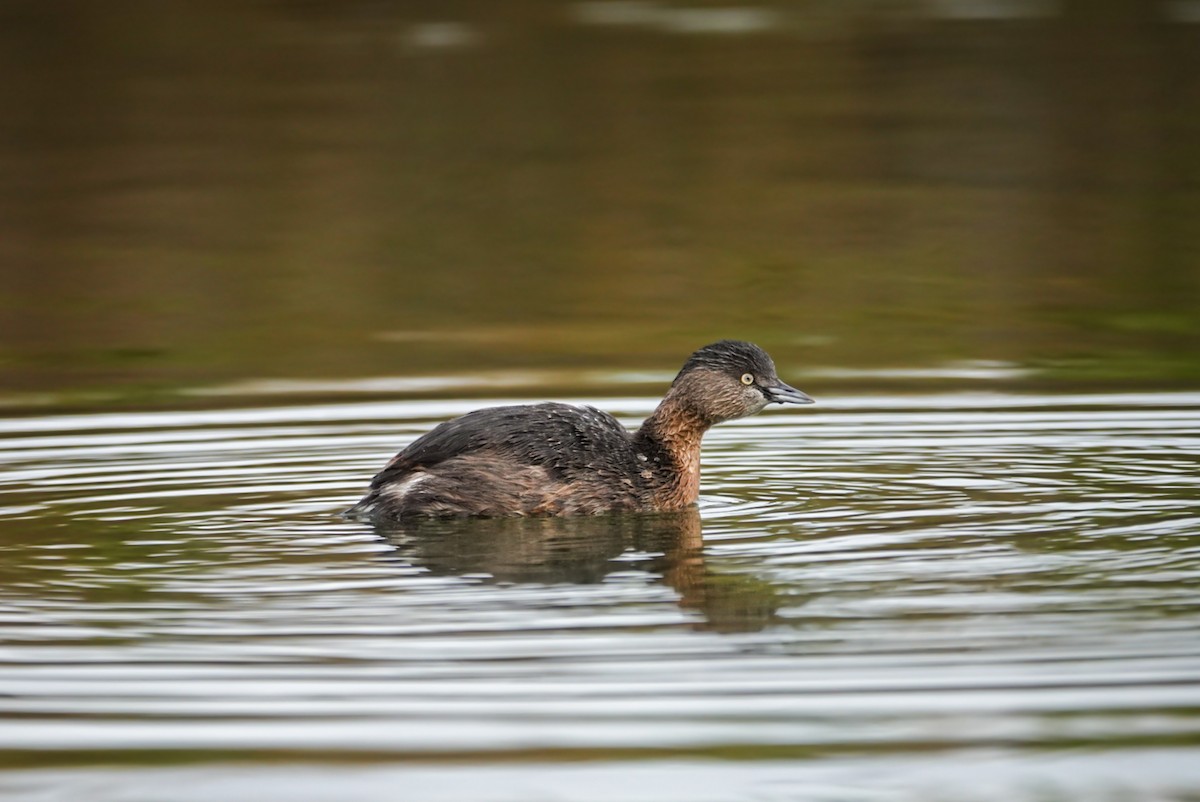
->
[0,390,1198,800]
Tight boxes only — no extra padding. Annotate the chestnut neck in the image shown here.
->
[634,389,714,510]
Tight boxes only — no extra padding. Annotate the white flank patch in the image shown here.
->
[382,472,429,502]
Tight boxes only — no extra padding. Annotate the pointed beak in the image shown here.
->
[765,381,815,405]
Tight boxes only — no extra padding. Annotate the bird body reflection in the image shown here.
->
[374,507,780,633]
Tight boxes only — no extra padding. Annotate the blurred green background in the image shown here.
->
[1,0,1198,407]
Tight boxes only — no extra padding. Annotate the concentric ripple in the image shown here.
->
[1,392,1199,801]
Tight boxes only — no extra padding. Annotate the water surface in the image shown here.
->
[1,388,1198,800]
[2,2,1199,797]
[2,0,1198,402]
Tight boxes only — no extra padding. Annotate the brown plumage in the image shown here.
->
[344,340,814,519]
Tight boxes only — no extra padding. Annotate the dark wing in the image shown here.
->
[368,402,634,490]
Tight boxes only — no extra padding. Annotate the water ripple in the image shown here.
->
[0,393,1198,799]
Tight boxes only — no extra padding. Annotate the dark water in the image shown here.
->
[2,1,1200,799]
[1,387,1199,800]
[1,0,1199,404]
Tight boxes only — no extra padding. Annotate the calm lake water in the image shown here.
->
[2,0,1199,399]
[2,0,1200,798]
[2,385,1199,800]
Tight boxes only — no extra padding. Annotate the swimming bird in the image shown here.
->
[345,340,813,519]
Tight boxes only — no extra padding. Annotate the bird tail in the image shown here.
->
[340,492,377,519]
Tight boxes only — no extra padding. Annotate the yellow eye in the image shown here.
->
[741,373,754,385]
